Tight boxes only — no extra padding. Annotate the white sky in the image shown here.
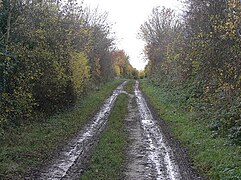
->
[81,0,183,70]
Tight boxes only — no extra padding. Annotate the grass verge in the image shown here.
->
[81,93,128,180]
[140,79,241,180]
[0,80,123,179]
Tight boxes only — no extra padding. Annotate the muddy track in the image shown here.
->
[30,80,203,180]
[32,81,127,180]
[123,81,203,180]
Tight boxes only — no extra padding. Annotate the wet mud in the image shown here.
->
[32,81,127,180]
[30,80,204,180]
[123,81,204,180]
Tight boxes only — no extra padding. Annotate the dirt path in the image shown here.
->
[33,81,127,180]
[123,92,154,179]
[123,81,203,180]
[32,80,203,180]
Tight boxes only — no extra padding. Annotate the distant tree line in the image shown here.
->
[140,0,241,144]
[0,0,133,129]
[112,50,138,79]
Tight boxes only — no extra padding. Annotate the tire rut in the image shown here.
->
[31,80,203,180]
[123,81,204,180]
[124,93,153,180]
[32,81,127,180]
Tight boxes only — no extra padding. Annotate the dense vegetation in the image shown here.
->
[0,0,136,130]
[140,0,241,144]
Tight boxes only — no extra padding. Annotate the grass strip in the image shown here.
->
[140,79,241,180]
[81,93,128,180]
[123,80,135,94]
[0,80,123,179]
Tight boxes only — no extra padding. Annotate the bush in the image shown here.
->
[69,52,90,97]
[0,54,35,127]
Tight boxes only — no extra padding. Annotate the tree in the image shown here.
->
[112,50,135,78]
[0,0,117,127]
[141,2,241,144]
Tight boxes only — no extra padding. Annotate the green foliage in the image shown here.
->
[141,79,241,180]
[27,48,70,113]
[0,80,123,179]
[81,94,128,180]
[123,80,134,94]
[140,2,241,144]
[0,0,117,129]
[138,70,146,79]
[0,54,36,126]
[69,52,90,97]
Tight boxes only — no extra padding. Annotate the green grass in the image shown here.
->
[123,80,135,94]
[81,94,128,180]
[0,80,123,179]
[140,79,241,180]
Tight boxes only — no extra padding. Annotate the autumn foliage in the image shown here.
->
[0,0,123,128]
[140,0,241,144]
[112,50,138,79]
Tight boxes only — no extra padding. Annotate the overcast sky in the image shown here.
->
[81,0,183,70]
